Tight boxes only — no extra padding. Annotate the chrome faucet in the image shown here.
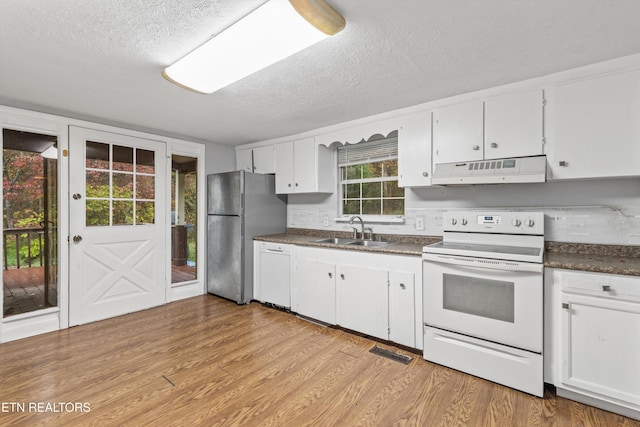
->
[349,215,365,239]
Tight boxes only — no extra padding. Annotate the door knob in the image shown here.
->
[72,193,82,200]
[72,235,83,243]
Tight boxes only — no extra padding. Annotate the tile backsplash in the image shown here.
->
[287,178,640,245]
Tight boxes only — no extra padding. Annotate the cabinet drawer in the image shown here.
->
[560,271,640,302]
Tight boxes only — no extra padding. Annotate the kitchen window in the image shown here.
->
[338,131,404,217]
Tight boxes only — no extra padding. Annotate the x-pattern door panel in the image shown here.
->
[69,127,166,326]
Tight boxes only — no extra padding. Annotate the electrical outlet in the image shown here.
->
[416,216,425,231]
[323,216,329,227]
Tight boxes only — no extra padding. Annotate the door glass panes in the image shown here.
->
[113,145,133,172]
[86,141,109,169]
[442,273,515,323]
[85,141,156,227]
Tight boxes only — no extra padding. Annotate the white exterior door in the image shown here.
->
[69,127,166,326]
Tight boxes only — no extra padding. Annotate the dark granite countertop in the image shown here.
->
[254,229,439,257]
[545,242,640,277]
[255,230,640,277]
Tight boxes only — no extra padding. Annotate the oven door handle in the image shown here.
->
[422,253,543,273]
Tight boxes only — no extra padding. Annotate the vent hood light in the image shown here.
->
[163,0,345,94]
[431,155,547,185]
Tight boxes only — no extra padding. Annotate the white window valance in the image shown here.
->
[337,132,398,166]
[316,117,401,147]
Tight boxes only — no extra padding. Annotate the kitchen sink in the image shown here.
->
[346,240,393,247]
[313,237,356,244]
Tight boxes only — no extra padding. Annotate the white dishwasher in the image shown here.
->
[258,242,292,308]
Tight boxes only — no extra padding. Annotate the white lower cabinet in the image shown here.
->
[389,271,416,347]
[336,264,389,340]
[292,257,336,325]
[291,246,422,349]
[546,269,640,420]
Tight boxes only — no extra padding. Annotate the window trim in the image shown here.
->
[337,134,405,220]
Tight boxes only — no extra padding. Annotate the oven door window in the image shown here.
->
[442,273,514,323]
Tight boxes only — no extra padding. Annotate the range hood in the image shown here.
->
[431,155,547,185]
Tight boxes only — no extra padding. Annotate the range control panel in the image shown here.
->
[443,211,544,235]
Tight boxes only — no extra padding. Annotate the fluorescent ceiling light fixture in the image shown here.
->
[163,0,345,94]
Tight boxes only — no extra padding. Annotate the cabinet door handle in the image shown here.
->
[288,183,292,187]
[558,161,568,167]
[328,272,332,278]
[422,172,428,177]
[490,142,498,148]
[340,274,345,280]
[295,183,299,187]
[472,145,480,151]
[399,283,406,290]
[602,285,611,292]
[562,303,569,309]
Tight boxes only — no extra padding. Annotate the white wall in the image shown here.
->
[204,141,236,175]
[287,178,640,245]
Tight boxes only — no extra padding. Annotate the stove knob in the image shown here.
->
[527,218,535,227]
[461,218,468,226]
[512,218,522,227]
[450,218,457,225]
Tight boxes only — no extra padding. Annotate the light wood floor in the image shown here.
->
[1,295,638,426]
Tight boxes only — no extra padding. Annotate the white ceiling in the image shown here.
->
[1,0,640,146]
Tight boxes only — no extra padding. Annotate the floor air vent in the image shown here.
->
[369,346,412,365]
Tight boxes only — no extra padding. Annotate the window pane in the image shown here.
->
[113,200,134,225]
[86,200,110,226]
[345,164,361,180]
[112,173,134,199]
[382,160,398,177]
[343,200,360,215]
[86,141,109,169]
[345,183,360,199]
[136,201,155,224]
[113,145,134,172]
[361,182,381,198]
[383,199,404,215]
[382,180,403,197]
[362,199,381,215]
[362,162,382,179]
[136,175,155,200]
[86,171,110,198]
[136,149,155,174]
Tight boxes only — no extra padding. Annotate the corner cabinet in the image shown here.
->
[236,145,276,174]
[547,69,640,180]
[545,269,640,420]
[274,137,334,194]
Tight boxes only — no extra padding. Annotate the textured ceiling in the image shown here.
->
[1,0,640,146]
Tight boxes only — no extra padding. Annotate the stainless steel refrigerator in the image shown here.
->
[207,170,286,303]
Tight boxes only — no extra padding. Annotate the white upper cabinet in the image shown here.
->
[398,111,432,187]
[433,100,484,164]
[274,137,334,194]
[547,69,640,180]
[236,148,253,172]
[485,89,544,160]
[235,145,276,174]
[433,89,545,165]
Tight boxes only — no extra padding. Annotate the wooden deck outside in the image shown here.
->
[0,295,638,426]
[2,266,54,317]
[171,264,196,283]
